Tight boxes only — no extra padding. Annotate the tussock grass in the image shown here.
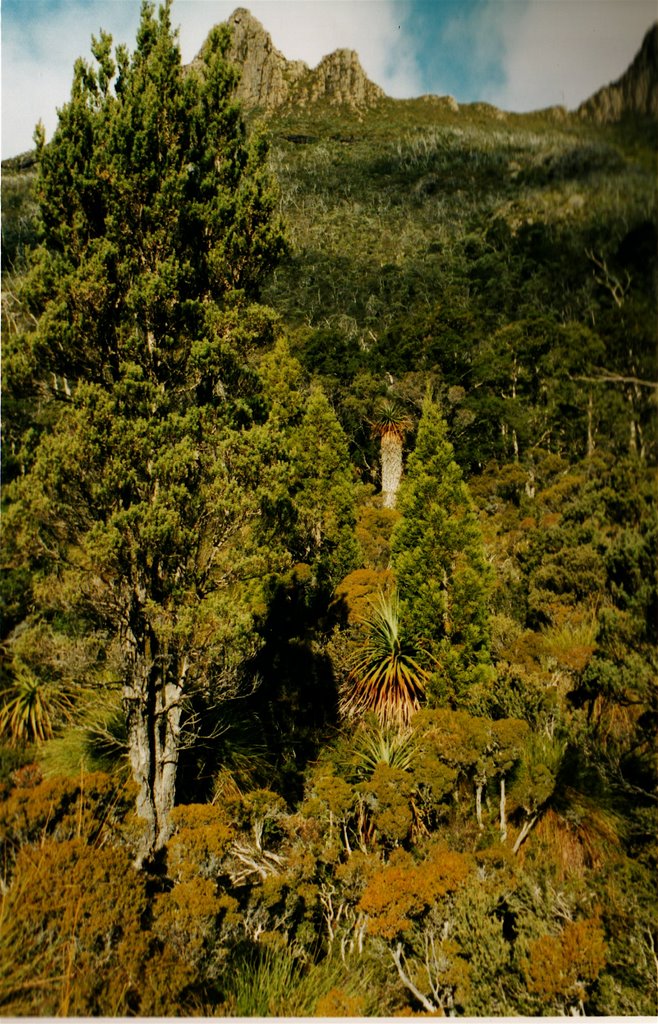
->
[216,944,373,1017]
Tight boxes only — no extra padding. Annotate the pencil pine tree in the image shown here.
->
[3,1,286,862]
[288,384,359,589]
[390,396,494,709]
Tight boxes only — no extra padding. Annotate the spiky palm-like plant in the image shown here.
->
[349,716,419,780]
[341,592,429,727]
[0,666,76,746]
[371,400,412,509]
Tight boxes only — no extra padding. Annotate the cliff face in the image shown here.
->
[192,8,656,122]
[578,22,658,122]
[194,7,385,111]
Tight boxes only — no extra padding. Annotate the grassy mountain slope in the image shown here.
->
[249,98,656,475]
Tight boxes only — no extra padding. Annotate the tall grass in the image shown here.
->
[39,692,128,779]
[216,944,372,1016]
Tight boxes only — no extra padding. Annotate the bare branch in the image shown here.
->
[571,371,658,390]
[392,943,437,1014]
[586,249,632,308]
[513,812,538,854]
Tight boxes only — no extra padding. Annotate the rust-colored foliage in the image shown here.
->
[315,986,367,1016]
[532,801,622,880]
[522,917,607,1008]
[152,876,239,972]
[0,838,194,1015]
[333,567,395,625]
[355,506,401,570]
[0,771,134,871]
[358,844,472,939]
[167,802,235,881]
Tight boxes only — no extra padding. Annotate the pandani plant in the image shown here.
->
[341,591,429,727]
[370,399,413,509]
[0,664,77,746]
[349,715,419,780]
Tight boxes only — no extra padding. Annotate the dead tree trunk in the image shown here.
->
[587,391,595,458]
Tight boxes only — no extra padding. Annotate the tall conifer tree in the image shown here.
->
[288,384,359,589]
[390,396,494,709]
[3,1,286,861]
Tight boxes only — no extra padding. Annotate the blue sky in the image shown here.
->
[2,0,656,158]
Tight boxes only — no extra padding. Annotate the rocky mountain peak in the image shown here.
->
[578,22,658,122]
[193,7,384,111]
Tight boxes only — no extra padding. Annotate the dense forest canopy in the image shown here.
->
[1,1,656,1015]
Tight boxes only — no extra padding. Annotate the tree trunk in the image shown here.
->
[475,782,484,830]
[392,944,437,1014]
[381,431,403,509]
[513,812,538,854]
[122,614,184,866]
[499,775,507,841]
[587,391,595,458]
[510,359,519,461]
[629,409,638,456]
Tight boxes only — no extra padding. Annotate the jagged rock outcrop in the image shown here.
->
[306,48,385,107]
[419,94,460,113]
[215,8,306,109]
[577,22,658,122]
[192,7,384,111]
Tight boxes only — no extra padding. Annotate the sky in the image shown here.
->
[2,0,656,159]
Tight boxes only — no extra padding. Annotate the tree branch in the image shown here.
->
[513,812,538,854]
[392,943,437,1014]
[571,371,658,390]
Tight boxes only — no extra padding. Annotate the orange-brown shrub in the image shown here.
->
[358,844,472,939]
[0,837,194,1016]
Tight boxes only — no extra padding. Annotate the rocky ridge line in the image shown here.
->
[195,8,657,124]
[577,22,658,122]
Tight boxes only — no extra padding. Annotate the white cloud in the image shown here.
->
[485,0,657,112]
[2,1,141,158]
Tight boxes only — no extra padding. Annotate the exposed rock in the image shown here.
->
[191,8,656,124]
[468,101,507,121]
[577,22,658,122]
[220,8,305,109]
[192,7,384,111]
[540,105,570,122]
[303,48,384,107]
[419,94,460,113]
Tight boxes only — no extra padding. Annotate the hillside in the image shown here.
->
[5,13,656,474]
[1,6,656,1017]
[252,60,656,477]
